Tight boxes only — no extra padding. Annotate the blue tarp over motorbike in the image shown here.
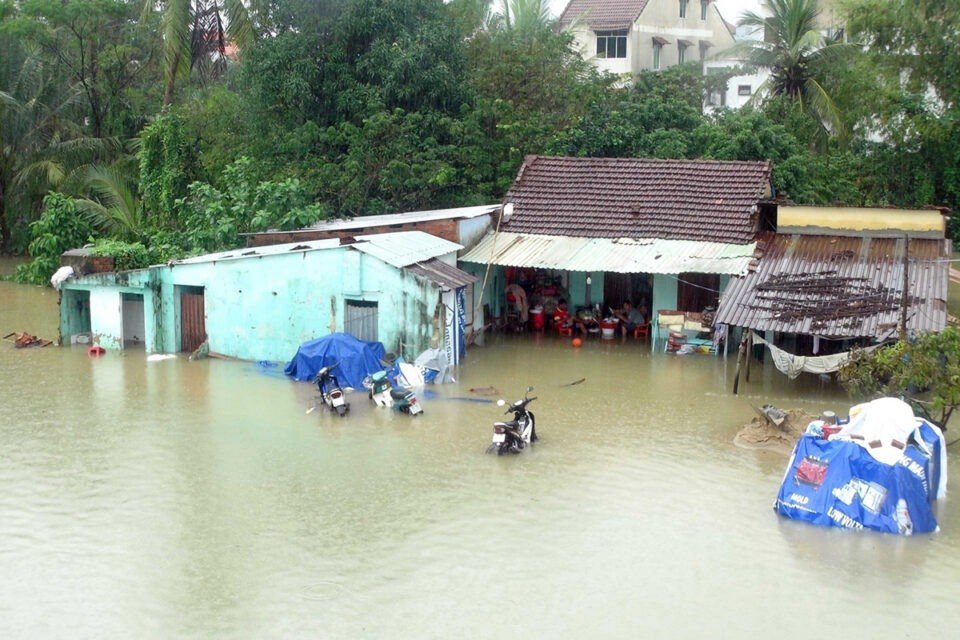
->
[775,399,946,535]
[284,333,386,390]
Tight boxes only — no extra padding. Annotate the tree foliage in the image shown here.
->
[839,328,960,429]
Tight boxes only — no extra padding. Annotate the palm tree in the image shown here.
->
[74,164,144,239]
[146,0,260,105]
[0,48,96,252]
[734,0,849,138]
[500,0,553,36]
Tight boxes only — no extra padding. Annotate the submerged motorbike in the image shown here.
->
[486,386,537,454]
[367,370,423,416]
[315,364,349,417]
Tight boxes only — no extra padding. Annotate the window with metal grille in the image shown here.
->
[680,0,688,18]
[701,0,708,20]
[678,43,687,64]
[344,300,378,342]
[653,42,662,69]
[596,29,627,59]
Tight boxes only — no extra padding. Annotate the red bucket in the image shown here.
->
[530,309,545,330]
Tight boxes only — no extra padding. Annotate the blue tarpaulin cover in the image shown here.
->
[284,333,386,389]
[775,422,945,535]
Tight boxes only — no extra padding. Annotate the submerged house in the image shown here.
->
[58,231,477,364]
[459,155,774,341]
[714,205,951,359]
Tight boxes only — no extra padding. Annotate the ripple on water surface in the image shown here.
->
[1,296,959,638]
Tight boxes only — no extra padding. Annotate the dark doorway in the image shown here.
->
[677,273,721,312]
[121,292,145,347]
[180,286,206,352]
[603,273,652,310]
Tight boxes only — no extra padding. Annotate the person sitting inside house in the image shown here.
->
[554,298,574,332]
[614,300,647,337]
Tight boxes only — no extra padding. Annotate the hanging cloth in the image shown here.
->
[504,284,529,322]
[750,331,884,380]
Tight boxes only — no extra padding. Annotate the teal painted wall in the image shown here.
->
[62,248,447,361]
[567,271,605,310]
[651,274,679,319]
[59,270,159,350]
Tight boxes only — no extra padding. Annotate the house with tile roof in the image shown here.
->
[459,155,774,345]
[557,0,737,78]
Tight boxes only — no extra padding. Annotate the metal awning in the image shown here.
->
[405,258,478,289]
[459,231,755,275]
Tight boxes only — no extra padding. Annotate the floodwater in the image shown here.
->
[1,262,958,639]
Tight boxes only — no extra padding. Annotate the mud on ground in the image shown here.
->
[734,409,817,456]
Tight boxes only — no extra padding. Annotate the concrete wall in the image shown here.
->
[61,247,444,362]
[567,271,606,310]
[568,0,736,76]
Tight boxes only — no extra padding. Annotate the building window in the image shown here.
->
[653,42,662,69]
[701,0,708,20]
[678,43,687,64]
[679,0,688,18]
[738,84,752,96]
[345,299,379,342]
[596,29,627,59]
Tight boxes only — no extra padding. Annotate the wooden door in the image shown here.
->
[180,288,206,352]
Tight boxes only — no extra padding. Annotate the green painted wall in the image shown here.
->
[566,271,605,310]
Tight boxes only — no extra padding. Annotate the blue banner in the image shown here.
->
[775,433,940,535]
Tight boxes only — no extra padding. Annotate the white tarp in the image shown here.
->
[751,331,884,380]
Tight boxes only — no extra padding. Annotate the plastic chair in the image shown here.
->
[633,322,651,340]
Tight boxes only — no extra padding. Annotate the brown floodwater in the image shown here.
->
[1,261,958,638]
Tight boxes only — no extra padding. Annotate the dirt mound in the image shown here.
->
[734,409,817,455]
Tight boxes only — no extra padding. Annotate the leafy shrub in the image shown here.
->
[14,194,93,286]
[89,240,152,272]
[839,327,960,428]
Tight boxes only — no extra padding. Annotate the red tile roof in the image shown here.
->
[502,155,772,243]
[558,0,651,29]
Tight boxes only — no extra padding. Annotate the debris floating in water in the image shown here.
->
[469,386,498,396]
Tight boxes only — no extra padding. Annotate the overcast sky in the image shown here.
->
[548,0,764,24]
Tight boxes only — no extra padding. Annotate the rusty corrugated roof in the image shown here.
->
[715,232,951,339]
[405,258,478,289]
[459,231,755,275]
[558,0,650,29]
[502,156,772,244]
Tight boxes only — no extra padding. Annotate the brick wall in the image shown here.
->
[247,220,459,247]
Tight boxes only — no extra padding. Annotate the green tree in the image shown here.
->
[735,0,850,140]
[839,328,960,429]
[19,0,160,138]
[0,46,95,252]
[13,193,93,284]
[148,0,258,105]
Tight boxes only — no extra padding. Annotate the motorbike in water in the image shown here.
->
[314,364,350,417]
[366,370,423,416]
[486,386,537,454]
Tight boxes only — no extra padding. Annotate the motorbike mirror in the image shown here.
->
[496,399,506,407]
[526,386,534,393]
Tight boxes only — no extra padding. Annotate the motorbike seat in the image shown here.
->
[390,388,410,401]
[494,420,519,429]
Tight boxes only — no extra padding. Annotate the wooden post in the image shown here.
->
[732,335,747,395]
[899,234,910,340]
[744,331,753,382]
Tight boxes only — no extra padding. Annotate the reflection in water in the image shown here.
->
[0,276,957,638]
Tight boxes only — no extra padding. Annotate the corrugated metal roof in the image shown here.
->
[405,258,478,289]
[353,231,462,268]
[460,231,755,275]
[171,239,342,265]
[715,232,950,340]
[243,204,499,236]
[169,231,460,269]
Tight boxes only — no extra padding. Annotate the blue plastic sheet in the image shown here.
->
[284,333,386,389]
[775,432,941,535]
